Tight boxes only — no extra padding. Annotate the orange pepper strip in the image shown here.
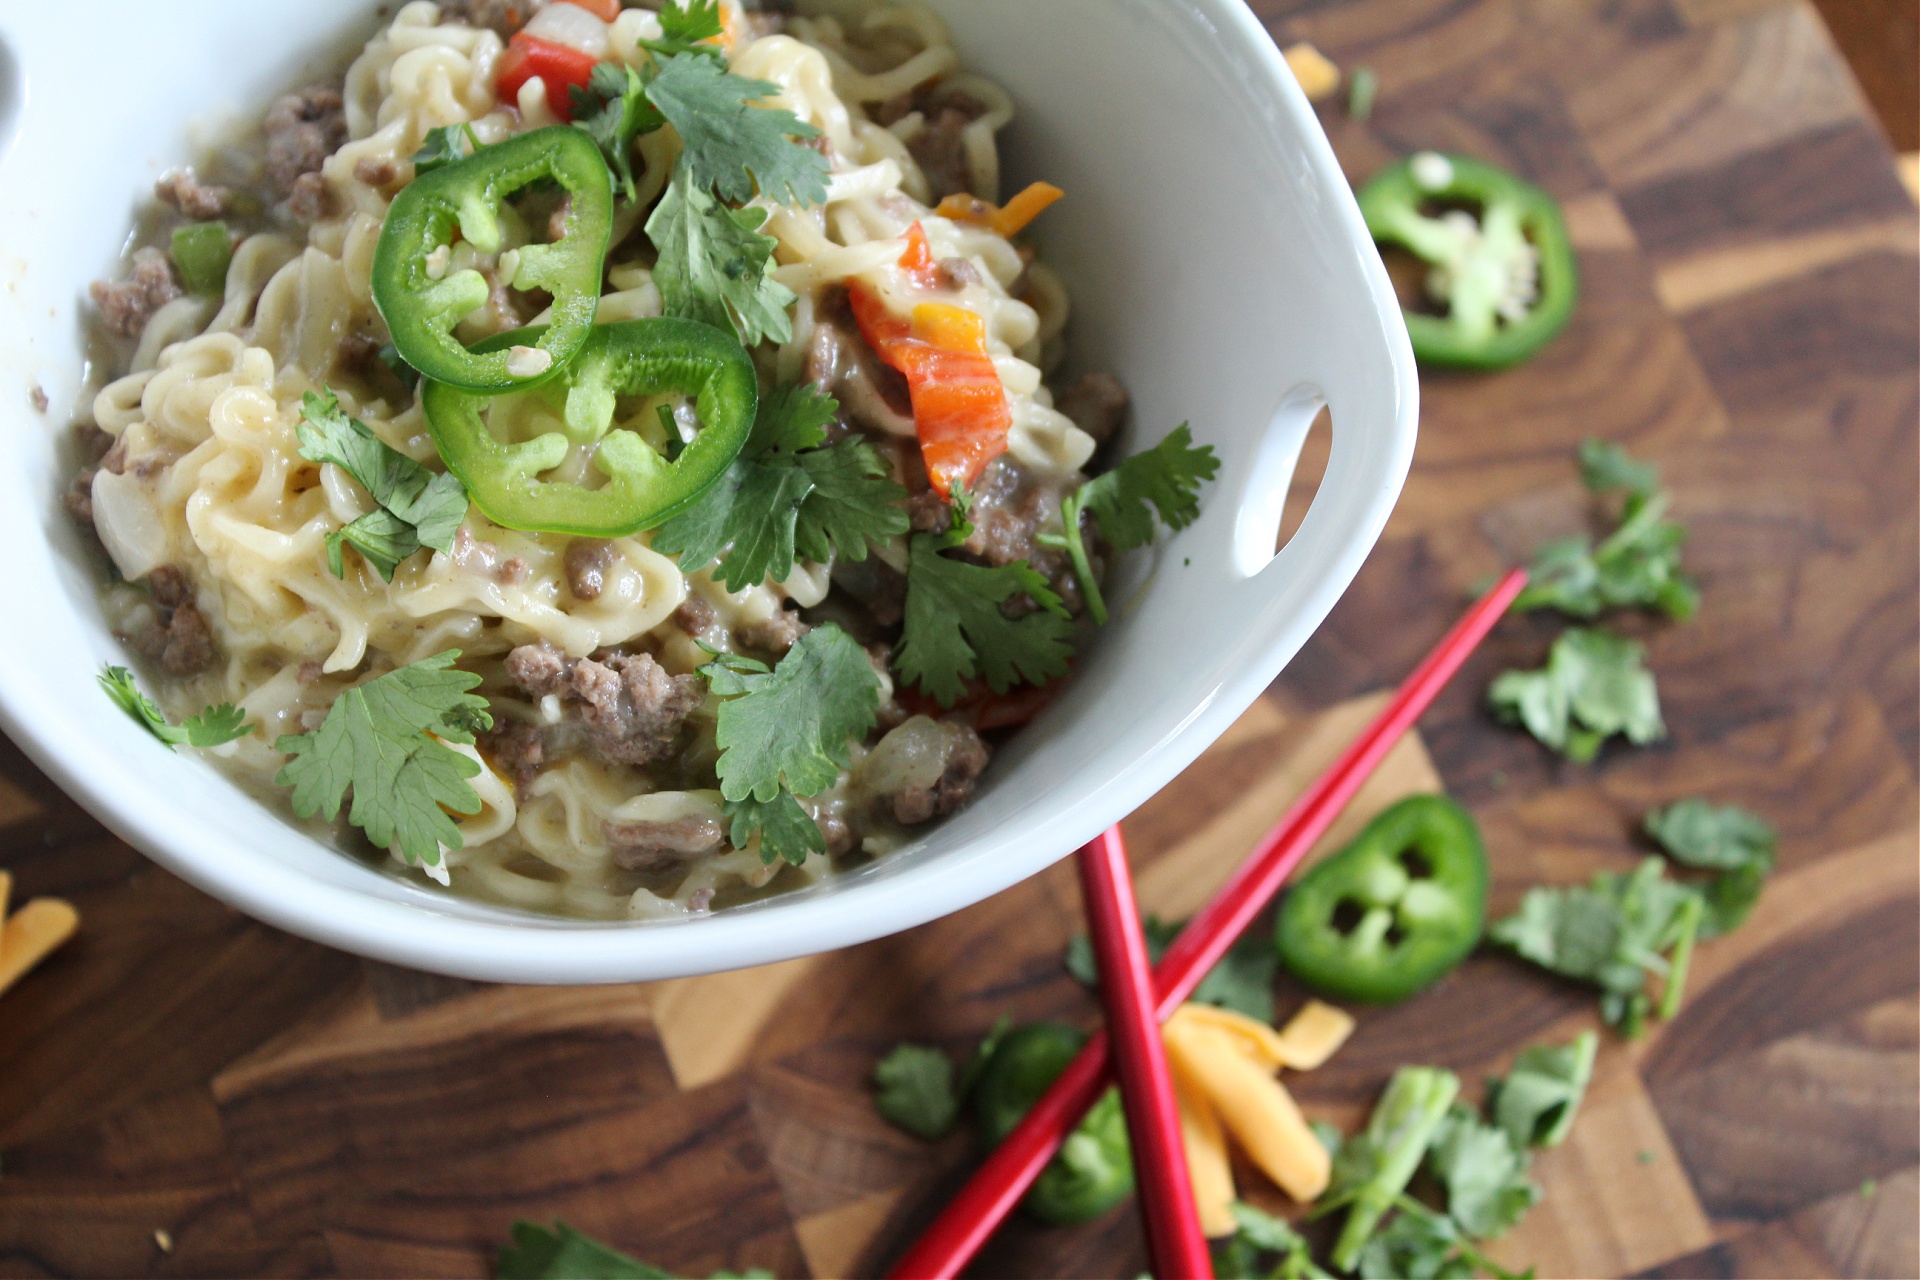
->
[935,181,1065,238]
[897,221,944,290]
[848,225,1011,497]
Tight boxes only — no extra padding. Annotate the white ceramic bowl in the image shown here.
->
[0,0,1416,982]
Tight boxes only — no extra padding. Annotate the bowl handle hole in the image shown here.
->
[1232,388,1330,577]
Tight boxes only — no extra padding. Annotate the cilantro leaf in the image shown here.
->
[721,790,824,866]
[182,702,251,748]
[571,62,665,201]
[646,169,798,347]
[873,1042,959,1140]
[1645,798,1776,935]
[1356,1198,1531,1280]
[1645,797,1776,872]
[1320,1066,1460,1273]
[656,458,816,591]
[273,650,492,872]
[1426,1105,1540,1240]
[654,384,907,592]
[700,625,880,865]
[296,390,468,581]
[1065,914,1276,1023]
[645,54,829,208]
[1490,857,1701,1035]
[496,1221,668,1280]
[1214,1202,1332,1280]
[1049,425,1219,624]
[1081,424,1219,552]
[411,123,478,175]
[795,440,912,565]
[1488,626,1664,762]
[642,0,727,61]
[99,665,251,750]
[1578,438,1659,498]
[1485,1031,1597,1150]
[1515,439,1695,621]
[897,493,1075,706]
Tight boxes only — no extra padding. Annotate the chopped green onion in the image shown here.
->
[170,221,233,296]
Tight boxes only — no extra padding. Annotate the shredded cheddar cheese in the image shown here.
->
[1273,999,1357,1070]
[0,896,79,1001]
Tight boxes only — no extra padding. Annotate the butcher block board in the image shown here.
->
[0,0,1915,1275]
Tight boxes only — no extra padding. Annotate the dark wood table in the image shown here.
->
[2,0,1915,1275]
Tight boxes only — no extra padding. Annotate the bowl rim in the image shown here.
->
[0,0,1419,983]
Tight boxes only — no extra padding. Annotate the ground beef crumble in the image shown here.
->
[90,248,183,338]
[264,85,346,213]
[126,565,218,677]
[565,539,615,602]
[1054,372,1130,447]
[438,0,544,37]
[504,641,704,768]
[155,168,232,219]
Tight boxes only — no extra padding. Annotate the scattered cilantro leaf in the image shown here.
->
[99,665,252,750]
[296,390,468,581]
[411,123,479,175]
[1514,438,1696,621]
[571,62,665,201]
[1578,438,1658,498]
[1488,626,1664,762]
[1214,1202,1332,1280]
[873,1043,959,1140]
[1484,1031,1597,1150]
[1065,914,1275,1023]
[641,0,726,61]
[1426,1105,1540,1240]
[274,650,492,872]
[496,1221,667,1279]
[1319,1066,1461,1272]
[654,384,906,591]
[700,624,880,865]
[1357,1197,1532,1280]
[645,54,829,208]
[1047,425,1219,624]
[646,169,798,347]
[897,489,1075,706]
[1645,797,1776,936]
[1490,857,1701,1036]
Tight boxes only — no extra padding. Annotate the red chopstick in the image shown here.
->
[1076,826,1213,1280]
[888,568,1528,1279]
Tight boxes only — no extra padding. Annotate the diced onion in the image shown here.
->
[523,3,609,56]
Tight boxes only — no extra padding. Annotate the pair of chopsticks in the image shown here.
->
[891,568,1529,1280]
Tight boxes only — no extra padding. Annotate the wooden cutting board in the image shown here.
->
[1,0,1915,1276]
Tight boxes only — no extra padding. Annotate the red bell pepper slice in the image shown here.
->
[496,33,601,123]
[849,224,1011,498]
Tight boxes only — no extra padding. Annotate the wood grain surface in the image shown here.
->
[2,0,1916,1276]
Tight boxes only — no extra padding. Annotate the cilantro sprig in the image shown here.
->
[578,0,828,347]
[699,623,880,866]
[1485,1030,1597,1150]
[1644,797,1776,934]
[99,665,251,750]
[1488,626,1663,762]
[897,486,1077,707]
[296,390,468,582]
[1490,856,1702,1036]
[1214,1202,1331,1280]
[654,382,908,589]
[1042,425,1219,624]
[274,650,492,875]
[1513,438,1697,621]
